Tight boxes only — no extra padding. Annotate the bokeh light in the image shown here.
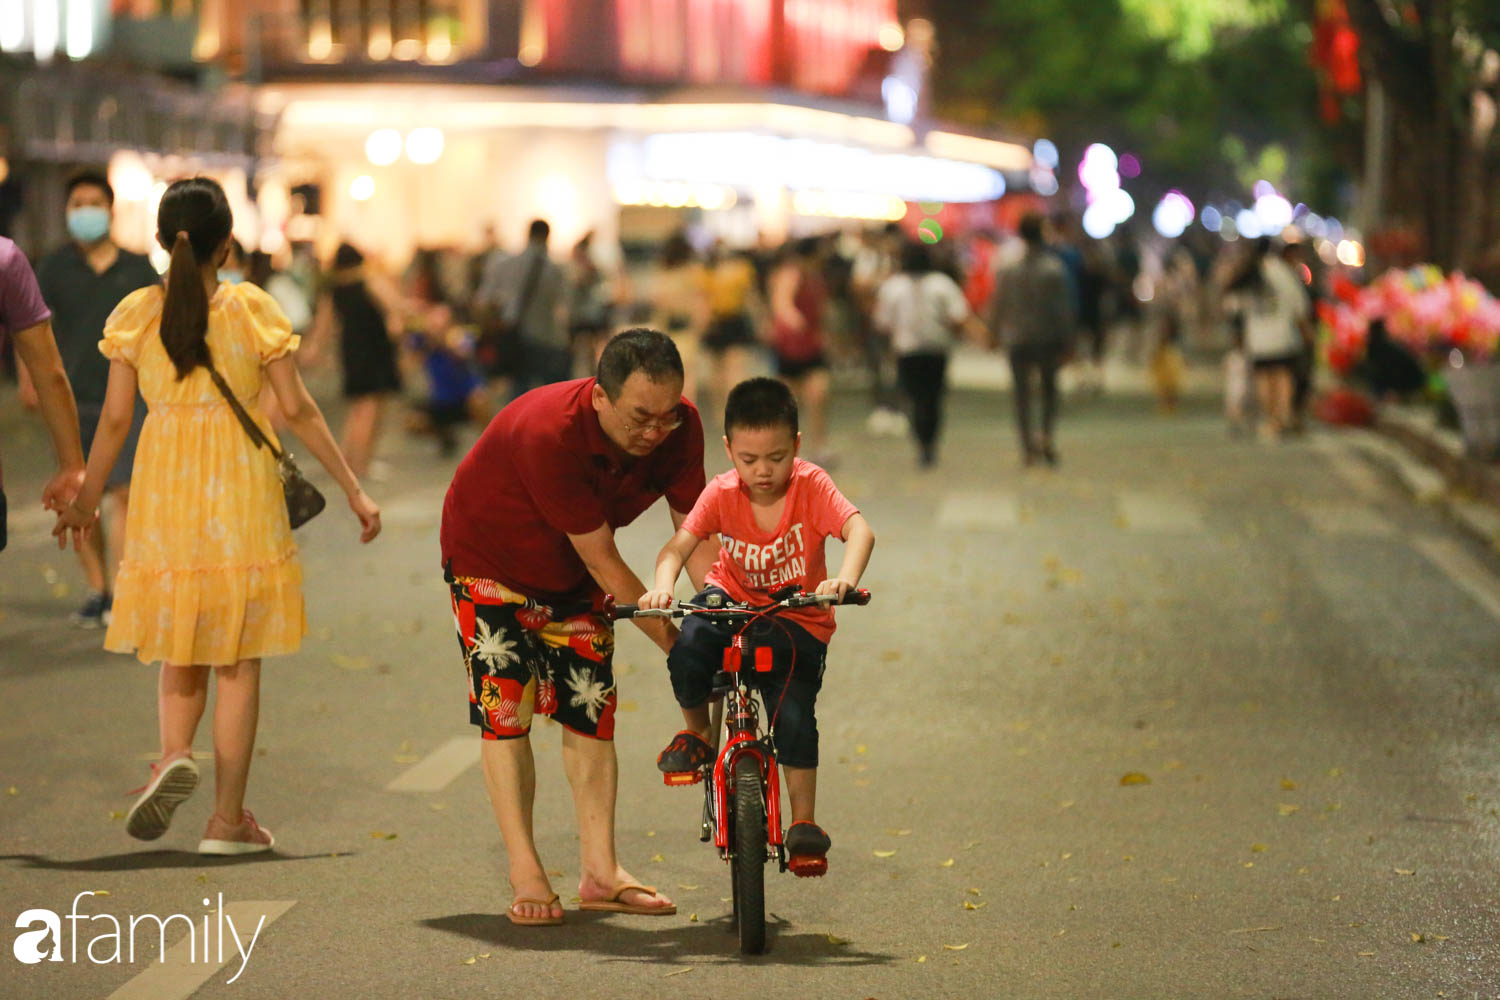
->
[365,129,402,166]
[1151,190,1195,239]
[1032,139,1059,171]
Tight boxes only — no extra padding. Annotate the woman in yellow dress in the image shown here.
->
[54,177,381,854]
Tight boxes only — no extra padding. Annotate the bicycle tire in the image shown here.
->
[732,753,767,954]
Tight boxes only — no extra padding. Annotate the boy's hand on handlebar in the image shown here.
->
[638,589,676,611]
[813,578,856,601]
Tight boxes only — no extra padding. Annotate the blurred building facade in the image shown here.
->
[3,0,1038,265]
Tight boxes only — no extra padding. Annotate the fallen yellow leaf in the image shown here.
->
[963,901,987,910]
[943,943,970,951]
[1358,951,1376,957]
[650,853,664,863]
[108,810,125,820]
[94,891,110,897]
[479,953,490,959]
[677,884,699,890]
[826,933,850,945]
[915,955,927,963]
[463,957,476,965]
[6,786,16,795]
[855,744,867,755]
[940,858,955,868]
[1119,772,1151,786]
[1250,843,1268,853]
[1393,868,1416,876]
[873,849,897,858]
[967,887,982,895]
[664,967,693,978]
[1281,778,1297,791]
[1278,804,1300,816]
[689,913,698,922]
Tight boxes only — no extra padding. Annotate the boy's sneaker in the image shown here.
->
[198,810,275,855]
[71,591,110,630]
[785,821,831,877]
[656,731,713,785]
[125,753,199,841]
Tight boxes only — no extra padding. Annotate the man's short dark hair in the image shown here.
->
[66,170,114,206]
[528,219,550,243]
[597,328,684,399]
[1019,213,1045,245]
[724,377,798,438]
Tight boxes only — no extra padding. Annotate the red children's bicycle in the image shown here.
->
[608,586,871,954]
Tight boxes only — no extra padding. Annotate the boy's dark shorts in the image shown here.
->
[667,587,827,768]
[447,569,617,741]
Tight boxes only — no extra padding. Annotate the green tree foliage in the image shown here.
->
[930,0,1346,207]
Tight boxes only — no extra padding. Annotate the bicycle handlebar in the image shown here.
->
[607,588,871,621]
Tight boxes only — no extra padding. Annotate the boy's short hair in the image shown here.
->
[597,328,684,399]
[724,377,798,438]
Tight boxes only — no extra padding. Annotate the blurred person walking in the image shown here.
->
[26,171,159,628]
[700,240,762,415]
[307,243,407,479]
[1,236,85,552]
[873,240,976,467]
[989,213,1076,466]
[477,219,569,395]
[566,233,616,370]
[52,177,381,854]
[1223,238,1310,441]
[851,223,906,434]
[769,238,834,463]
[647,232,709,403]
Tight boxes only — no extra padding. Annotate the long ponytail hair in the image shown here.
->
[157,177,233,380]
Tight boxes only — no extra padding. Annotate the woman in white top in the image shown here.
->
[873,241,975,467]
[1224,238,1310,440]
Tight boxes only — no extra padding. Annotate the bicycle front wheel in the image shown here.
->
[731,753,767,954]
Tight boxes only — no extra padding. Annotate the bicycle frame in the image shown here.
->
[710,688,783,856]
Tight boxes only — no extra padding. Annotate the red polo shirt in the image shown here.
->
[440,377,706,602]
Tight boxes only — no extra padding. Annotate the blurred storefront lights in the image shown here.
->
[365,128,403,166]
[350,175,376,201]
[405,127,444,164]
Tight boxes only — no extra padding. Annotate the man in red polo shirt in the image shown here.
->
[441,328,713,926]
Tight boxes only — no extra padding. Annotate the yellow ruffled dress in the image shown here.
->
[100,282,306,665]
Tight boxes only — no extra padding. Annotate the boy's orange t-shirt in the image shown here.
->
[681,458,858,643]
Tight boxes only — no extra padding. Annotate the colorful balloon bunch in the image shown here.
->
[1320,266,1500,373]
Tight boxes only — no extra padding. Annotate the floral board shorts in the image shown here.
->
[446,570,617,741]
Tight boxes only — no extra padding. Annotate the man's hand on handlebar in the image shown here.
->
[638,589,676,611]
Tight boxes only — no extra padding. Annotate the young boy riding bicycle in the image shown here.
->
[639,377,875,869]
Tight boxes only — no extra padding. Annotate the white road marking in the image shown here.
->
[385,736,480,792]
[106,900,296,999]
[1412,536,1500,622]
[1296,502,1397,538]
[1115,492,1205,533]
[1314,438,1386,501]
[936,492,1019,530]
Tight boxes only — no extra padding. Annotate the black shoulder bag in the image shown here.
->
[208,367,327,529]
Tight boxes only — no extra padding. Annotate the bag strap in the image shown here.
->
[510,250,548,328]
[207,366,283,461]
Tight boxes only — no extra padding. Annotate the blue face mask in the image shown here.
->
[66,206,112,244]
[218,269,243,284]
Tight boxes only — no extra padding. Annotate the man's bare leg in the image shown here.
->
[562,728,673,911]
[480,736,562,921]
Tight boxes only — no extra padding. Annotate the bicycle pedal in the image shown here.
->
[788,854,828,877]
[662,771,702,786]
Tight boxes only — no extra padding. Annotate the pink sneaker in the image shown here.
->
[198,810,275,855]
[125,753,199,841]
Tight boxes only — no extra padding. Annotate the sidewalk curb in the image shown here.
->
[1351,407,1500,553]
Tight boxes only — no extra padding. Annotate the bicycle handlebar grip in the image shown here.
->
[839,588,872,606]
[609,604,638,619]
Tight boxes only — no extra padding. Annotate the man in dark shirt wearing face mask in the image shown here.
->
[23,170,159,628]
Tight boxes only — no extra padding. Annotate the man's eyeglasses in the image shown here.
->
[613,401,683,435]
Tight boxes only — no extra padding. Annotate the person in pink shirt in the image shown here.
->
[640,377,875,869]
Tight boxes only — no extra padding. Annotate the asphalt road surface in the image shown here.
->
[2,375,1498,999]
